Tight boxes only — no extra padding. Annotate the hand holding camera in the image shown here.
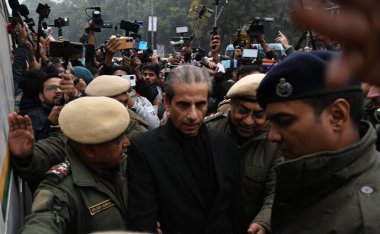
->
[59,72,78,101]
[106,37,120,54]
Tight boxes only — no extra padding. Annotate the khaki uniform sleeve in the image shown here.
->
[19,182,71,234]
[251,150,282,232]
[11,132,67,187]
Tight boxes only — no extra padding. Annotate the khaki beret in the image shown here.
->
[85,75,131,97]
[226,73,266,101]
[59,97,130,144]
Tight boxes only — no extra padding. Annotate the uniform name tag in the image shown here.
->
[88,199,115,216]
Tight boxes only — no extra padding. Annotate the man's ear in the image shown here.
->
[328,98,350,131]
[75,143,95,159]
[38,92,45,102]
[163,93,170,114]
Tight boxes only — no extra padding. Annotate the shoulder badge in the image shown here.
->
[276,78,293,98]
[204,112,227,123]
[46,160,71,181]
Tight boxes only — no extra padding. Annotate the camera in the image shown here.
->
[120,20,141,38]
[91,8,103,32]
[49,41,84,59]
[24,17,35,29]
[54,17,69,28]
[85,7,107,33]
[210,26,218,37]
[36,3,50,19]
[246,17,274,38]
[210,26,218,50]
[198,5,214,18]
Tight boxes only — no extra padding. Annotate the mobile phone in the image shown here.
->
[221,60,238,69]
[211,26,218,36]
[115,37,134,50]
[211,27,218,49]
[242,49,258,58]
[138,41,148,50]
[121,74,137,86]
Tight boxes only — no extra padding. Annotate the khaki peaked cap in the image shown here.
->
[226,74,266,100]
[59,97,130,144]
[85,75,131,97]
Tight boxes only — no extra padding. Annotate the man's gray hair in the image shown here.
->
[164,65,212,102]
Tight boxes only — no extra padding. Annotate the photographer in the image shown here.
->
[27,73,63,142]
[84,20,97,72]
[143,63,163,110]
[12,22,30,96]
[251,34,280,61]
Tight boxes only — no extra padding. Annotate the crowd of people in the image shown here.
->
[7,1,380,233]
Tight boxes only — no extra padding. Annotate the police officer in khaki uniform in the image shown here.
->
[15,97,130,233]
[205,74,281,234]
[257,51,380,233]
[10,75,148,193]
[85,75,149,137]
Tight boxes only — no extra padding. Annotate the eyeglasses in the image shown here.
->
[46,85,59,91]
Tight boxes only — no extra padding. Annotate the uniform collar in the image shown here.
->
[65,141,125,187]
[275,121,378,200]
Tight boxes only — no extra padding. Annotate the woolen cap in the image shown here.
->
[257,51,362,108]
[226,73,266,101]
[72,66,94,85]
[59,97,130,144]
[85,75,131,97]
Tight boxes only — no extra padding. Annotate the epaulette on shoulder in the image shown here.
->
[204,112,227,123]
[46,160,71,181]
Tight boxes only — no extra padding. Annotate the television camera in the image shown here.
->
[246,17,274,39]
[85,7,113,33]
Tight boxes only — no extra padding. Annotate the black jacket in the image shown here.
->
[127,122,244,234]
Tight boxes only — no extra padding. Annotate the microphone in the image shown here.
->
[42,21,48,29]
